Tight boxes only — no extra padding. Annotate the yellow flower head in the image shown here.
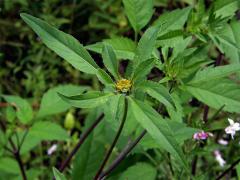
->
[115,79,132,93]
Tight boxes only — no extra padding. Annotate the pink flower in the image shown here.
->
[193,131,213,140]
[214,150,226,167]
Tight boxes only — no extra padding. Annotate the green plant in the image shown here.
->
[0,0,240,179]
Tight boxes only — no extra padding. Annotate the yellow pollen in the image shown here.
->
[115,79,132,93]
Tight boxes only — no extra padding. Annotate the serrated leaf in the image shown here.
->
[1,95,33,124]
[128,97,189,170]
[215,21,240,64]
[96,69,114,86]
[214,0,239,18]
[185,79,240,113]
[119,163,157,180]
[20,13,98,74]
[132,59,155,85]
[188,65,240,84]
[29,121,69,141]
[140,81,175,109]
[37,85,89,117]
[134,26,160,65]
[58,91,114,109]
[102,43,119,79]
[123,0,153,32]
[154,7,192,36]
[86,37,136,60]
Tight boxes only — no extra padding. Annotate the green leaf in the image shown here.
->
[5,106,16,122]
[0,157,20,174]
[20,13,98,74]
[72,111,105,180]
[214,0,239,18]
[185,79,240,113]
[37,85,89,117]
[58,91,114,109]
[119,163,157,180]
[2,95,33,124]
[102,43,119,79]
[154,7,192,36]
[237,162,240,179]
[96,69,114,85]
[132,59,155,84]
[29,121,69,141]
[86,37,136,60]
[215,21,240,64]
[20,132,41,155]
[134,26,160,65]
[103,94,125,132]
[53,167,67,180]
[123,0,153,32]
[128,97,189,170]
[140,81,175,109]
[188,65,240,84]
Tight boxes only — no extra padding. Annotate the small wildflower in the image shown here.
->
[218,139,228,146]
[47,144,58,155]
[214,150,226,167]
[115,79,132,93]
[225,118,240,139]
[193,131,213,140]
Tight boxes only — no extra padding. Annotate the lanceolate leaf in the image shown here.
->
[134,26,160,65]
[86,37,136,60]
[102,43,119,79]
[140,81,175,109]
[132,59,155,84]
[185,79,240,113]
[123,0,153,32]
[96,69,114,86]
[128,97,189,170]
[72,110,105,180]
[188,64,240,84]
[154,7,192,36]
[214,0,239,18]
[58,91,114,108]
[20,13,98,74]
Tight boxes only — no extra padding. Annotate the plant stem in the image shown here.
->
[216,158,240,180]
[99,130,147,180]
[203,105,209,123]
[0,119,27,179]
[59,113,104,172]
[134,31,138,43]
[94,98,128,180]
[14,151,27,180]
[9,137,27,180]
[191,156,198,175]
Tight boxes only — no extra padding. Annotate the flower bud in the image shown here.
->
[64,112,75,130]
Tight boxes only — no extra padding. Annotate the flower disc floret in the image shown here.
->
[115,79,132,93]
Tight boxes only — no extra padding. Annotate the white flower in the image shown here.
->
[47,144,58,155]
[225,118,240,139]
[218,139,228,146]
[214,150,226,167]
